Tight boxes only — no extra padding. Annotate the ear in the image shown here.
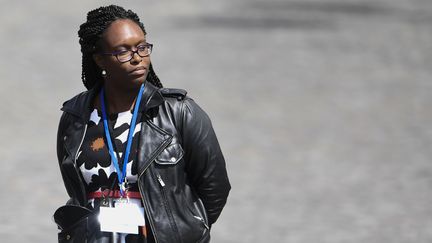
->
[93,53,105,69]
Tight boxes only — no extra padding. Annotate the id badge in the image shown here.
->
[99,199,145,234]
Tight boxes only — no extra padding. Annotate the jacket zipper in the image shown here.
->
[74,123,87,203]
[155,173,182,243]
[193,216,210,230]
[138,182,159,243]
[137,133,173,243]
[74,124,87,165]
[157,174,165,187]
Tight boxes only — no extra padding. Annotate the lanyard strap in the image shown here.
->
[100,83,145,196]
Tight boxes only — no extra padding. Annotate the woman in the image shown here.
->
[54,5,230,243]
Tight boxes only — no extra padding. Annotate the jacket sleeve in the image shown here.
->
[180,98,231,225]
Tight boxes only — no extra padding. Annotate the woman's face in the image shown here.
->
[94,19,150,91]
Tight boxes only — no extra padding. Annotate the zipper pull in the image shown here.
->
[157,174,165,187]
[193,216,210,230]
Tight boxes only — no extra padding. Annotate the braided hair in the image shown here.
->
[78,5,163,90]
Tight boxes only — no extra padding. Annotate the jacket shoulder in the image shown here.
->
[61,86,98,118]
[62,91,89,107]
[160,88,187,101]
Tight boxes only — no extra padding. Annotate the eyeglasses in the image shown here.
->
[102,43,153,63]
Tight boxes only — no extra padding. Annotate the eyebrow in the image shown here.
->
[113,40,147,49]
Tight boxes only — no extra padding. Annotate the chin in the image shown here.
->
[133,78,145,84]
[120,73,148,90]
[138,74,149,84]
[129,76,147,88]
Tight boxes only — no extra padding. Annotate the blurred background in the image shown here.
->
[0,0,431,242]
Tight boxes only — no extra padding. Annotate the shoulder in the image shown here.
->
[159,87,188,101]
[159,87,200,111]
[61,90,90,109]
[159,87,193,111]
[57,90,90,129]
[161,88,212,123]
[158,87,210,121]
[60,86,99,118]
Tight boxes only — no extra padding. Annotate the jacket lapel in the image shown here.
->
[137,120,173,175]
[135,82,174,174]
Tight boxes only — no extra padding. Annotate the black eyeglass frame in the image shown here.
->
[101,43,153,63]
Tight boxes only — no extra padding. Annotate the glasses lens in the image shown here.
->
[138,45,152,57]
[117,50,132,62]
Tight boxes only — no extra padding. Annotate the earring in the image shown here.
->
[101,69,107,77]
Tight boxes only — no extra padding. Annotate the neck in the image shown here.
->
[102,84,141,114]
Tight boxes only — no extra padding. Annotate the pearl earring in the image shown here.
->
[102,69,107,77]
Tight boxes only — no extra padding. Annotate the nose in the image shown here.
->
[130,50,142,63]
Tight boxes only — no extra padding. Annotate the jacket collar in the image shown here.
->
[61,81,164,122]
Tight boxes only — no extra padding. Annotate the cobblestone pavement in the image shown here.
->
[0,0,431,242]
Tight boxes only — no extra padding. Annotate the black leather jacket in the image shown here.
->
[56,82,231,243]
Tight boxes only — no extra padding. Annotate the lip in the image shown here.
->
[129,66,147,76]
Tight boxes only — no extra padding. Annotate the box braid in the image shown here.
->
[78,5,163,90]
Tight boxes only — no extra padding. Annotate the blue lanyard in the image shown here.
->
[100,83,145,196]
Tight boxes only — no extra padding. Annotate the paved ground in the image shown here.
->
[0,0,431,242]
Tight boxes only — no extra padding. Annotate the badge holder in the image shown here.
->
[98,179,145,235]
